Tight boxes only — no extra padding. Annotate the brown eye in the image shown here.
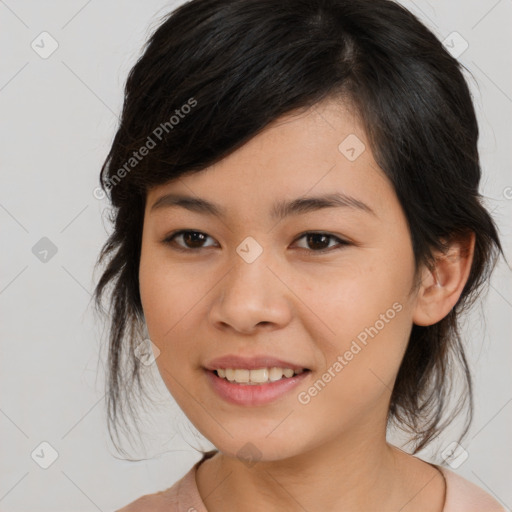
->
[162,230,350,254]
[293,232,350,254]
[163,230,216,251]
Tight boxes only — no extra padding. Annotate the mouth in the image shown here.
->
[211,367,311,385]
[204,367,312,406]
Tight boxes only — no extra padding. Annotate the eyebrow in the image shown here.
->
[150,192,376,220]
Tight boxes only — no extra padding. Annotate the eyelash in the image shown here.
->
[161,230,351,255]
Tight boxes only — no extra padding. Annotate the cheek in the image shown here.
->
[296,253,411,342]
[139,251,168,335]
[139,235,193,333]
[138,247,213,389]
[138,246,185,360]
[294,253,413,408]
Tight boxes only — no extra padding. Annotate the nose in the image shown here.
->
[208,249,293,335]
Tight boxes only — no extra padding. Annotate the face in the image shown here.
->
[139,99,421,462]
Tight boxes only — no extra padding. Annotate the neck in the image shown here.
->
[196,422,413,512]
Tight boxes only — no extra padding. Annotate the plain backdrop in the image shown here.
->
[1,1,511,510]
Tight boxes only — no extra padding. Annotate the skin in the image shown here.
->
[137,98,475,512]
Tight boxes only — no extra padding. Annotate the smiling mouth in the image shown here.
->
[211,367,311,385]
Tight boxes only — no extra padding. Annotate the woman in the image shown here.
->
[93,0,507,510]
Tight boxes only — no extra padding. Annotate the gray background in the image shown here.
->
[1,0,511,510]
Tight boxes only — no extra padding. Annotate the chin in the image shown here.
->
[208,434,309,465]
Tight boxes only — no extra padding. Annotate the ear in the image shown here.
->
[412,232,476,326]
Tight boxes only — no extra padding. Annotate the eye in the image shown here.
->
[162,230,350,254]
[162,230,217,251]
[292,232,350,254]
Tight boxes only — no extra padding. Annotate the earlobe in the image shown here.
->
[412,232,476,327]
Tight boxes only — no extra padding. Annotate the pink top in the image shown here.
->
[117,451,507,511]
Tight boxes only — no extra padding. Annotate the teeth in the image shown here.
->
[269,367,284,381]
[215,367,305,384]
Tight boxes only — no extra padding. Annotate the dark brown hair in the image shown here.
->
[93,0,505,458]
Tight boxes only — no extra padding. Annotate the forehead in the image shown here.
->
[146,98,395,221]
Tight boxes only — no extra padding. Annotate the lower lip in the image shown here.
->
[205,369,311,406]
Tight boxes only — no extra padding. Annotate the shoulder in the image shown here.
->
[115,451,216,512]
[114,472,186,512]
[439,466,507,512]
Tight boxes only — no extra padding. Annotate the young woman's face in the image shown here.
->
[139,99,423,461]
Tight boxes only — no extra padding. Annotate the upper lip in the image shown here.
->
[204,355,310,371]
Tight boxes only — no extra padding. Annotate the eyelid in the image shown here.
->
[162,229,352,254]
[293,231,351,253]
[162,230,218,252]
